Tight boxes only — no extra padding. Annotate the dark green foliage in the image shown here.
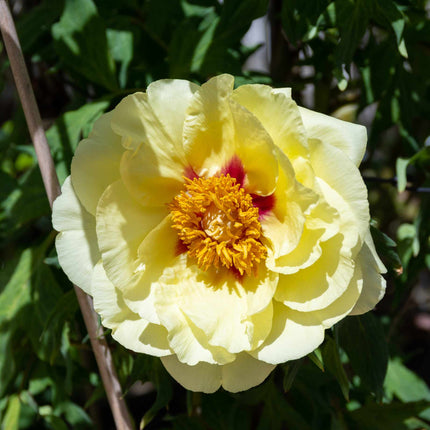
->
[1,0,430,428]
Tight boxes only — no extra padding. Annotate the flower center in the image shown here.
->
[169,175,266,276]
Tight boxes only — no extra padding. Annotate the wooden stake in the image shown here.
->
[0,2,133,428]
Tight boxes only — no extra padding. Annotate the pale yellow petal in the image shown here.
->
[299,106,367,166]
[221,353,275,392]
[155,253,278,356]
[267,197,340,275]
[161,355,222,393]
[267,226,324,275]
[71,112,123,215]
[53,177,99,294]
[232,83,308,160]
[261,150,317,259]
[349,239,386,315]
[251,301,325,364]
[183,74,235,177]
[161,352,275,393]
[91,261,171,356]
[308,261,363,328]
[120,215,179,324]
[310,139,369,249]
[272,87,292,98]
[120,149,184,206]
[147,79,200,149]
[229,99,278,195]
[111,82,197,205]
[96,180,166,322]
[274,234,355,312]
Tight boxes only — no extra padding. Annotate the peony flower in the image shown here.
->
[52,74,386,393]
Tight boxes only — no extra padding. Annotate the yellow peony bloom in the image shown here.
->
[52,74,386,393]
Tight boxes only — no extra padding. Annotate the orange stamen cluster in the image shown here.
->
[169,175,266,276]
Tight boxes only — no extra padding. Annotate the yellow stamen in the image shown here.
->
[169,175,266,276]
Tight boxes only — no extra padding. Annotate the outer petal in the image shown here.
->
[71,112,124,215]
[310,139,369,249]
[349,234,386,315]
[53,177,99,294]
[161,353,275,393]
[299,107,367,167]
[96,180,166,322]
[111,80,198,206]
[254,264,364,365]
[161,355,222,393]
[221,353,275,393]
[91,261,171,356]
[251,301,324,364]
[232,84,308,160]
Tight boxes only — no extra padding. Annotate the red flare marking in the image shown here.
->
[252,193,275,218]
[175,239,188,256]
[184,166,199,180]
[222,155,245,187]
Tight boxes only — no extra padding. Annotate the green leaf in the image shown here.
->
[46,100,109,183]
[132,356,172,428]
[0,330,15,398]
[349,400,430,430]
[370,224,402,273]
[334,0,370,65]
[396,157,410,192]
[282,359,303,392]
[0,249,33,326]
[107,29,133,88]
[338,314,388,401]
[2,395,21,430]
[321,336,350,401]
[16,0,64,53]
[308,349,325,371]
[52,0,117,91]
[385,358,430,421]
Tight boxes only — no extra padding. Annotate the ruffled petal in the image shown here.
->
[251,301,325,364]
[183,74,235,177]
[232,84,308,160]
[91,261,171,356]
[307,261,363,328]
[221,352,275,392]
[299,107,367,167]
[274,234,355,312]
[229,100,278,195]
[161,352,275,393]
[154,251,278,357]
[53,177,99,294]
[161,355,222,393]
[111,80,198,206]
[96,180,166,322]
[261,150,317,259]
[71,112,123,215]
[310,139,369,251]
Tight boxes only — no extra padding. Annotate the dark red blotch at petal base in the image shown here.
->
[221,155,245,187]
[175,239,189,256]
[252,193,275,218]
[184,165,199,180]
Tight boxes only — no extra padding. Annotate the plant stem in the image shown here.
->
[0,2,133,428]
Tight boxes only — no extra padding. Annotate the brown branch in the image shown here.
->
[0,2,133,429]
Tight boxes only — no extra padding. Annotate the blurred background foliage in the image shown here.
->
[0,0,430,428]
